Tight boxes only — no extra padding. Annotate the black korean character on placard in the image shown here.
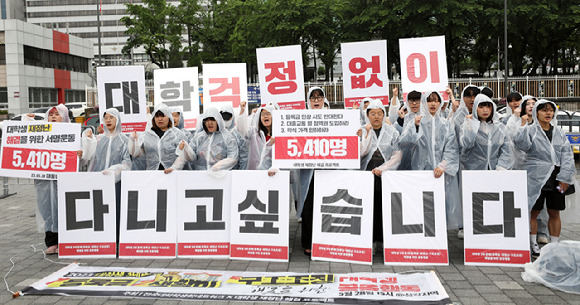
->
[105,81,140,114]
[238,190,279,234]
[183,189,225,230]
[321,189,362,235]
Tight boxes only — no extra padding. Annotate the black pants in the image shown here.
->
[373,175,383,243]
[45,231,58,247]
[301,175,315,249]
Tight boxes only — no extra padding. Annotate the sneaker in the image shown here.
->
[531,244,541,258]
[457,229,464,240]
[537,235,550,244]
[297,218,302,223]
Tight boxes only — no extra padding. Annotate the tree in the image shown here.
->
[121,0,183,69]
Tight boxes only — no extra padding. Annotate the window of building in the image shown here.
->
[29,87,58,109]
[65,90,85,104]
[23,45,90,73]
[0,87,7,109]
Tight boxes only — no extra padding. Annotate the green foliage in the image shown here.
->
[123,0,580,77]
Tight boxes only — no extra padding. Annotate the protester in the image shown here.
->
[501,92,523,125]
[513,100,576,258]
[459,94,513,171]
[77,108,131,240]
[220,104,248,170]
[179,107,238,171]
[26,104,71,254]
[394,90,422,170]
[359,99,402,246]
[128,103,188,172]
[399,91,461,229]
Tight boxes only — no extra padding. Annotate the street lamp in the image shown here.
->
[504,0,508,97]
[96,0,103,67]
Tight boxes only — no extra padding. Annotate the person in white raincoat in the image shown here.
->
[514,100,576,257]
[399,91,462,229]
[500,92,523,125]
[459,94,513,171]
[179,107,238,171]
[78,107,131,240]
[129,103,188,173]
[220,104,248,170]
[453,85,481,143]
[27,104,71,254]
[360,99,402,243]
[394,90,422,170]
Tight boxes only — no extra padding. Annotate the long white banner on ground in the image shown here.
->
[21,263,451,304]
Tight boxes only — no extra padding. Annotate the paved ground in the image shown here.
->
[0,178,579,305]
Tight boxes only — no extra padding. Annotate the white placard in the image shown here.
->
[176,171,231,258]
[341,40,390,108]
[57,172,117,258]
[0,121,80,180]
[97,66,147,132]
[462,170,530,266]
[119,171,177,259]
[399,36,449,101]
[272,109,360,169]
[257,45,305,109]
[382,171,449,265]
[154,67,200,130]
[311,170,374,265]
[230,170,290,262]
[202,63,248,116]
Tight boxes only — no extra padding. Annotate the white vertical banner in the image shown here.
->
[257,45,305,109]
[311,170,374,265]
[230,170,290,262]
[341,40,390,108]
[382,171,449,266]
[176,171,231,259]
[399,36,449,102]
[57,172,117,258]
[202,63,248,115]
[97,66,147,132]
[154,67,200,130]
[119,171,177,259]
[462,170,530,266]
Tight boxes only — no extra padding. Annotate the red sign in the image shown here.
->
[59,243,116,256]
[1,147,77,172]
[178,243,230,256]
[230,244,288,260]
[312,243,372,264]
[119,243,177,257]
[384,248,448,264]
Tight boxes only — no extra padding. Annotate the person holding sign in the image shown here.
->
[459,94,513,171]
[399,91,461,230]
[77,108,131,240]
[360,99,402,245]
[178,107,239,172]
[236,101,278,170]
[513,100,576,257]
[128,104,188,173]
[26,104,71,254]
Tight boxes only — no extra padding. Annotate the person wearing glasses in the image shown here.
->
[393,90,421,170]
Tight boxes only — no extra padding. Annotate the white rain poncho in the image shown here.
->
[169,106,185,130]
[31,104,71,233]
[504,95,537,170]
[220,104,248,170]
[513,99,576,209]
[522,241,580,295]
[360,99,402,172]
[500,91,522,125]
[453,85,480,139]
[128,103,188,171]
[399,91,462,229]
[236,103,278,170]
[395,99,421,170]
[459,94,513,170]
[181,107,238,171]
[80,108,131,182]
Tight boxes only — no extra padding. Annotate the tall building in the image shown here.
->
[1,0,25,20]
[0,19,93,115]
[25,0,179,66]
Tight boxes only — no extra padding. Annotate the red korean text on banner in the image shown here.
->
[2,147,77,172]
[406,52,440,84]
[209,77,241,107]
[349,56,383,89]
[59,243,117,256]
[265,61,297,95]
[275,136,358,160]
